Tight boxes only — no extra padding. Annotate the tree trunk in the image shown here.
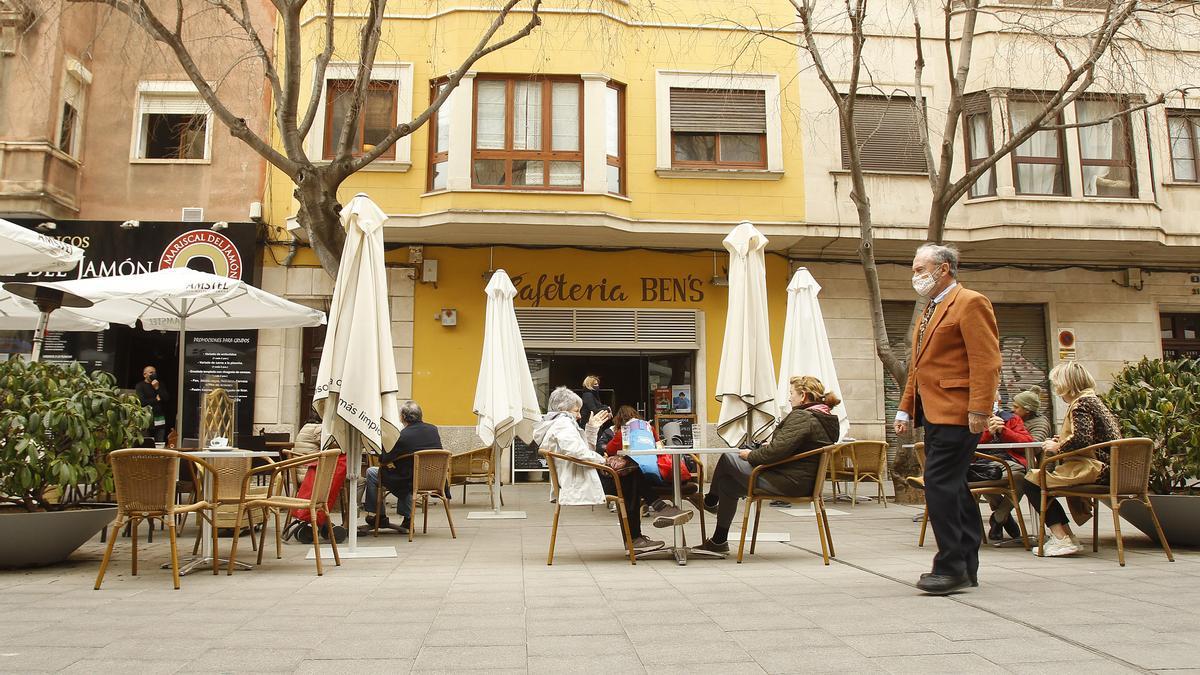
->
[294,170,346,278]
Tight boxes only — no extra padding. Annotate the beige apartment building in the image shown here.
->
[0,0,274,442]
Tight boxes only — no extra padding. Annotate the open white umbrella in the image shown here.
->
[470,269,539,519]
[0,218,83,274]
[777,268,849,440]
[715,222,778,447]
[312,193,401,557]
[0,288,106,332]
[24,267,325,437]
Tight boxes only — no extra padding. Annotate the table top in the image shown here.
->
[184,449,278,458]
[622,447,702,456]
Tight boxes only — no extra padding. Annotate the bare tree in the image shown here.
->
[60,0,544,276]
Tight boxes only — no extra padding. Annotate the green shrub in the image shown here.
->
[1104,357,1200,495]
[0,359,150,511]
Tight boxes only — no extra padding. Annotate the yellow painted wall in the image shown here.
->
[263,2,805,233]
[412,245,791,425]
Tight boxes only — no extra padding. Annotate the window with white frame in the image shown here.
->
[57,71,86,159]
[310,63,413,166]
[1167,110,1199,182]
[655,72,783,176]
[133,83,212,162]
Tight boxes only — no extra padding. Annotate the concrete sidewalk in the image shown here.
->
[1,483,1196,674]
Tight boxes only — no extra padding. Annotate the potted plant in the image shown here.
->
[0,358,150,567]
[1104,356,1200,546]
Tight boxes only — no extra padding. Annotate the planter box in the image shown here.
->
[1120,494,1200,547]
[0,505,117,568]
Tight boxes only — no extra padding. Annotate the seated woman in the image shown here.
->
[604,405,693,528]
[533,387,664,553]
[1025,362,1121,557]
[697,375,842,553]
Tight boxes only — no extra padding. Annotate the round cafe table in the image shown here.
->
[165,448,277,576]
[622,446,725,566]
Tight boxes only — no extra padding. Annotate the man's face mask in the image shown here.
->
[911,265,944,297]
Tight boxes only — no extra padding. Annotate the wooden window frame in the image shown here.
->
[1075,96,1137,197]
[428,80,449,192]
[323,79,399,161]
[607,81,626,195]
[470,75,584,191]
[963,109,996,198]
[1009,98,1069,196]
[1161,312,1200,360]
[1166,110,1200,183]
[671,131,767,169]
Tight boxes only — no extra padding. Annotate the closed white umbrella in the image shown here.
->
[0,218,83,274]
[25,267,325,436]
[470,269,539,519]
[777,268,849,440]
[0,288,106,332]
[715,222,778,447]
[312,193,401,556]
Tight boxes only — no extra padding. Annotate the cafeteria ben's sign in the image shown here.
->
[510,272,706,307]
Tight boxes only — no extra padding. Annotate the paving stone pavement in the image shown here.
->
[2,484,1197,673]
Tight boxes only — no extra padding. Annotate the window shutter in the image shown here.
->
[670,88,766,134]
[515,308,699,349]
[840,95,928,172]
[140,93,210,115]
[961,92,991,115]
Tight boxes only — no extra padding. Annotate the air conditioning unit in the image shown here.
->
[181,207,204,222]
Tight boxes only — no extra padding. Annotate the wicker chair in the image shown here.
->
[830,440,889,508]
[1034,437,1173,566]
[227,449,343,576]
[449,446,502,507]
[95,449,217,590]
[738,443,841,564]
[543,451,637,566]
[191,455,267,555]
[407,450,457,542]
[913,442,1032,550]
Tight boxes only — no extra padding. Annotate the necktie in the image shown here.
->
[916,301,936,355]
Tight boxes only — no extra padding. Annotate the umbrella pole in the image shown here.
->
[347,435,360,554]
[493,442,501,514]
[30,308,51,362]
[468,439,526,520]
[176,317,186,444]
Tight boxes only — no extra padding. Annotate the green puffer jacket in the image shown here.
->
[746,404,842,495]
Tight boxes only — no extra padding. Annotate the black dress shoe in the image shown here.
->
[916,573,971,595]
[921,571,979,587]
[1003,518,1021,540]
[987,515,1007,542]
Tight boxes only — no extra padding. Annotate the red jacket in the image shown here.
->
[979,414,1033,466]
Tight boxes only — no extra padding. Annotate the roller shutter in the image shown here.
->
[840,95,928,173]
[669,88,767,134]
[515,308,699,350]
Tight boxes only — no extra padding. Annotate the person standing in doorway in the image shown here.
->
[896,243,1001,595]
[134,365,168,445]
[579,375,609,431]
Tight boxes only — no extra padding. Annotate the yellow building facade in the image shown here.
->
[259,1,809,450]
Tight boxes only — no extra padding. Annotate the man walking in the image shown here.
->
[896,244,1000,595]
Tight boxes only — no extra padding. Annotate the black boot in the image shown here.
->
[987,514,1007,542]
[1002,516,1022,540]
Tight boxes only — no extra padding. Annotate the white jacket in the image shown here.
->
[533,412,604,506]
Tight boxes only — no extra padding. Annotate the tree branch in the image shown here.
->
[333,0,387,161]
[298,0,335,140]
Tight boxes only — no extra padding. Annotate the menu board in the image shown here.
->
[183,330,257,441]
[512,437,547,480]
[655,414,695,448]
[39,330,115,373]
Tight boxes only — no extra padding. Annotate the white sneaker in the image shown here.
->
[1040,535,1082,557]
[1067,533,1083,548]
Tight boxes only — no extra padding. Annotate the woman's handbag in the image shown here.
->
[605,454,639,477]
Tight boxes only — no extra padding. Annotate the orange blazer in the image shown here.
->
[899,284,1001,427]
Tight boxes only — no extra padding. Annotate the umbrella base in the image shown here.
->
[305,545,397,559]
[467,510,527,520]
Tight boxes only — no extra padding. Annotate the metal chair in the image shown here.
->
[738,443,841,564]
[1035,437,1173,565]
[543,451,637,566]
[227,449,343,576]
[407,450,457,542]
[95,449,217,590]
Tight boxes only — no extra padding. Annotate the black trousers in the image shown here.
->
[923,423,983,577]
[599,471,654,540]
